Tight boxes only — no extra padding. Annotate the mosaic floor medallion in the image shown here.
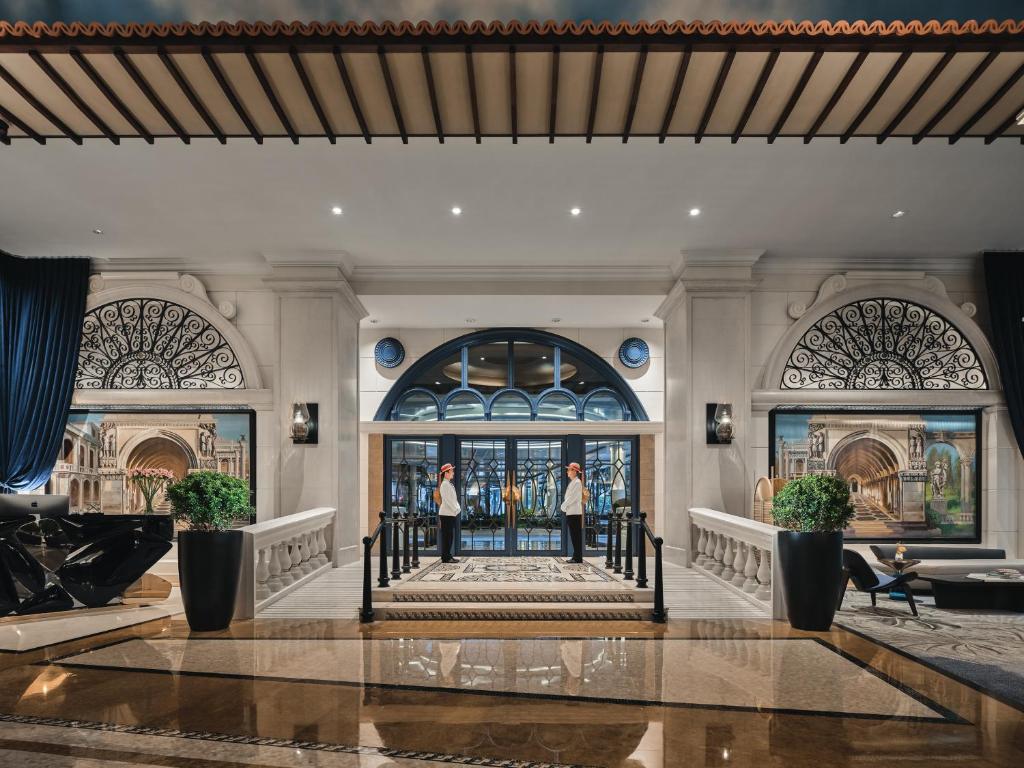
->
[407,557,616,584]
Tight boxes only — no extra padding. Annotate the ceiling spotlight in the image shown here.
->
[369,319,379,324]
[641,318,650,324]
[551,317,561,324]
[480,356,486,361]
[689,207,701,217]
[570,207,581,216]
[435,380,441,385]
[541,355,547,360]
[331,206,343,216]
[451,206,462,216]
[892,210,906,218]
[465,317,476,323]
[92,228,103,234]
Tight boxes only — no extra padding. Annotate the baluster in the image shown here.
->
[391,510,402,580]
[710,534,726,576]
[604,512,614,569]
[731,541,748,587]
[316,526,329,566]
[361,533,374,622]
[254,548,271,601]
[720,537,736,580]
[755,547,772,601]
[742,544,759,593]
[695,527,708,566]
[411,515,421,568]
[635,513,648,588]
[402,511,412,573]
[299,533,313,575]
[266,543,283,593]
[613,512,623,574]
[623,511,635,580]
[277,540,295,586]
[703,530,716,569]
[378,511,390,588]
[289,535,302,574]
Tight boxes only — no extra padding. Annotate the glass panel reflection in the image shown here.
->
[584,439,633,552]
[388,438,439,551]
[583,392,626,421]
[395,392,438,421]
[490,392,532,421]
[515,439,562,552]
[513,342,554,394]
[537,392,578,421]
[445,392,485,421]
[466,343,509,394]
[460,439,507,551]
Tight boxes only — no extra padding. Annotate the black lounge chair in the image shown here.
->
[838,549,918,617]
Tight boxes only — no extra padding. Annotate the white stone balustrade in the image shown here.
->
[687,507,784,620]
[235,507,337,620]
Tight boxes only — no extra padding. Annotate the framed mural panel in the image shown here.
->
[28,408,256,524]
[769,409,981,543]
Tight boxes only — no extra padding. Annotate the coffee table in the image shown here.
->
[920,575,1024,611]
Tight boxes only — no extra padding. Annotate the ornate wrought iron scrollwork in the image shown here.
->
[76,298,245,389]
[782,297,986,390]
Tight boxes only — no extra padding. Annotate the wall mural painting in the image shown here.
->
[770,410,980,542]
[32,410,255,522]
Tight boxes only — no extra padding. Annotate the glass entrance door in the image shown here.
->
[459,439,508,552]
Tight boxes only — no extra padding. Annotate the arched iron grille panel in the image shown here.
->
[76,298,245,389]
[781,298,986,390]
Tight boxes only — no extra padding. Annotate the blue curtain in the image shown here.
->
[984,252,1024,459]
[0,252,90,493]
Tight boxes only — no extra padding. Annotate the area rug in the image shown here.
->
[406,557,616,584]
[835,591,1024,711]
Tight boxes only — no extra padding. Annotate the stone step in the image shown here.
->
[372,601,658,621]
[373,588,654,604]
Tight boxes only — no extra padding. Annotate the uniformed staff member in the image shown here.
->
[437,463,461,563]
[561,462,584,563]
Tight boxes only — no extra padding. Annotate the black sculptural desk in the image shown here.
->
[0,512,173,616]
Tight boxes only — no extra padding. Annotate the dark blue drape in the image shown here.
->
[0,252,90,493]
[984,251,1024,459]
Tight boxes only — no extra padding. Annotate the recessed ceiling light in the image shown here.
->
[541,355,547,360]
[570,207,581,216]
[92,228,103,234]
[369,319,378,324]
[435,380,441,385]
[641,318,650,324]
[892,210,906,218]
[465,317,476,323]
[480,357,486,361]
[689,208,701,217]
[331,206,343,216]
[451,206,462,216]
[578,380,585,385]
[551,317,561,324]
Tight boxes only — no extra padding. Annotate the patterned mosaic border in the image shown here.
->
[391,592,639,603]
[0,712,596,768]
[380,607,653,620]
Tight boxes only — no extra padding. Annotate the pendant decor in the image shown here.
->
[375,337,406,368]
[618,337,650,369]
[782,297,986,390]
[76,298,245,389]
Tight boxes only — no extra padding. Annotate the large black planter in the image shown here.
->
[777,530,844,631]
[178,530,243,631]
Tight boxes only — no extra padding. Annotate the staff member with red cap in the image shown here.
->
[561,462,584,563]
[437,463,461,563]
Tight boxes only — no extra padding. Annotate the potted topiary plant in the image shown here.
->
[771,473,855,631]
[166,471,250,631]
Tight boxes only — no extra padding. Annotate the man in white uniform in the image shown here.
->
[561,462,584,563]
[437,463,461,563]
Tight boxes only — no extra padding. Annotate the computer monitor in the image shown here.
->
[0,494,71,518]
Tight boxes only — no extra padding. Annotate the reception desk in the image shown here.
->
[0,512,173,616]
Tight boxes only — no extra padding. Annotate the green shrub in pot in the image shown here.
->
[167,471,250,531]
[771,474,855,533]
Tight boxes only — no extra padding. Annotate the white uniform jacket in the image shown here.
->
[438,479,461,518]
[560,477,583,517]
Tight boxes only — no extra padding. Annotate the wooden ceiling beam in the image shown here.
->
[0,60,82,143]
[509,45,518,144]
[0,102,44,143]
[116,48,188,143]
[71,48,153,143]
[912,50,997,143]
[840,49,911,143]
[622,44,648,143]
[802,48,864,143]
[658,45,691,143]
[696,48,735,143]
[29,50,118,143]
[465,45,481,144]
[548,45,559,143]
[332,46,370,144]
[157,48,224,143]
[421,47,444,143]
[201,47,260,143]
[732,48,778,143]
[949,60,1024,143]
[289,47,335,143]
[246,47,297,143]
[585,44,605,143]
[377,46,407,143]
[877,49,954,143]
[984,100,1024,143]
[771,47,823,143]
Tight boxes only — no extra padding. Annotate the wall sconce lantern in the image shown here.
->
[290,402,318,444]
[706,403,734,445]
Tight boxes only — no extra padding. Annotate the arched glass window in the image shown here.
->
[377,329,647,422]
[537,392,578,421]
[583,391,626,421]
[490,391,532,421]
[445,391,485,421]
[395,391,438,421]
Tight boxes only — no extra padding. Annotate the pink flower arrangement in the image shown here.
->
[126,468,176,514]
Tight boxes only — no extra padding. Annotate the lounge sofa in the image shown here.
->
[869,545,1024,590]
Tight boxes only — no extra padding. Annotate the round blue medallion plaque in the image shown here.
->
[374,337,406,368]
[618,337,650,369]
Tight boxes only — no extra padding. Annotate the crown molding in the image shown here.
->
[262,265,368,319]
[755,253,983,275]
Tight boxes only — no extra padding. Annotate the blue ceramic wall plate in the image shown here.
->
[374,337,406,368]
[618,337,650,369]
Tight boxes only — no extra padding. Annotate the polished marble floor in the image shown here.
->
[0,614,1021,767]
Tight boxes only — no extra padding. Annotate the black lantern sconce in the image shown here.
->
[706,403,734,444]
[290,402,319,444]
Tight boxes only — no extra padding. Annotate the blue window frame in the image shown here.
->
[375,329,648,422]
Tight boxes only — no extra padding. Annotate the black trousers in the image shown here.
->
[566,515,583,562]
[440,515,457,561]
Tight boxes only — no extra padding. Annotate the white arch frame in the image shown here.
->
[118,428,200,471]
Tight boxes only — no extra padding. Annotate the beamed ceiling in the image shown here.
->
[0,19,1023,145]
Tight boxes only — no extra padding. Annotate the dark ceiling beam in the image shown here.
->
[157,48,224,143]
[984,100,1024,143]
[585,44,605,143]
[420,46,444,143]
[245,47,297,143]
[465,45,481,143]
[949,60,1024,143]
[289,47,335,143]
[70,48,153,143]
[658,45,691,143]
[877,49,954,143]
[115,48,188,143]
[548,45,559,143]
[770,47,823,143]
[802,48,865,143]
[912,50,997,143]
[840,49,911,143]
[0,60,82,143]
[0,102,44,143]
[377,46,407,143]
[731,48,778,143]
[28,50,118,143]
[622,44,648,143]
[332,46,370,144]
[201,47,260,143]
[509,45,518,144]
[696,48,735,143]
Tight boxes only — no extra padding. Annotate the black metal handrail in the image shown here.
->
[361,510,424,623]
[360,511,388,622]
[605,509,665,622]
[636,512,666,623]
